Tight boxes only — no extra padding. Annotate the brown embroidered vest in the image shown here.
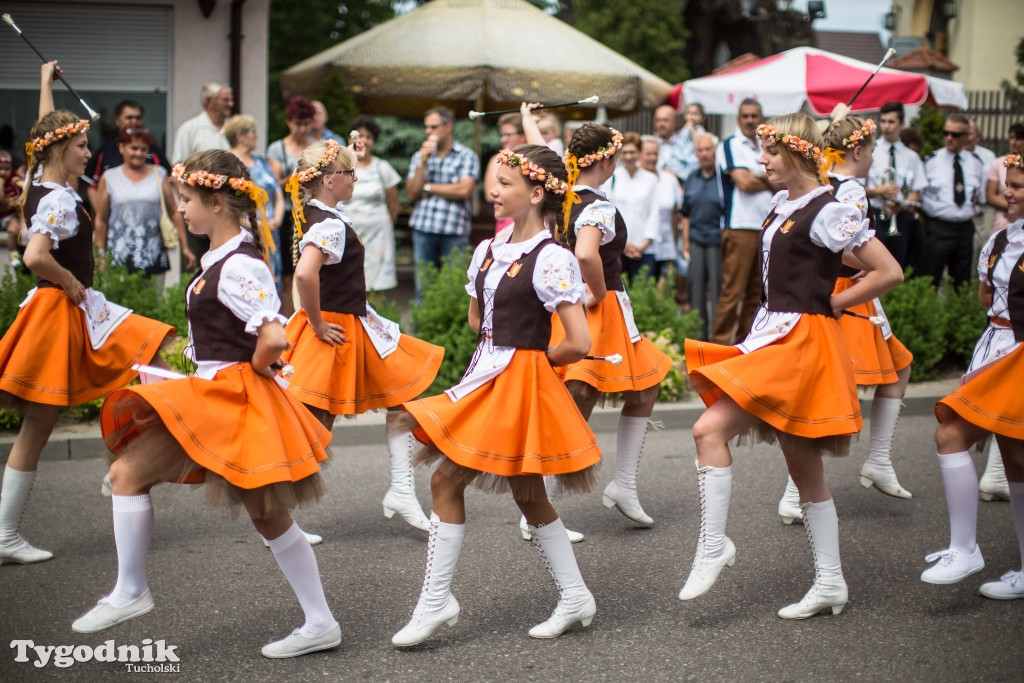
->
[23,184,94,289]
[186,242,265,363]
[566,188,626,292]
[759,191,843,316]
[474,237,568,350]
[984,229,1024,342]
[299,205,367,316]
[828,176,874,280]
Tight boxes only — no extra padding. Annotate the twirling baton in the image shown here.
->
[468,96,600,120]
[3,13,100,121]
[584,353,623,365]
[842,310,884,327]
[845,48,897,108]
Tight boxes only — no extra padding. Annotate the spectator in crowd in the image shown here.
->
[84,100,170,208]
[310,100,344,145]
[267,96,316,315]
[484,113,527,234]
[405,106,479,303]
[900,126,924,153]
[225,114,285,281]
[968,117,997,172]
[93,127,193,277]
[640,135,683,291]
[537,113,564,156]
[918,113,986,288]
[653,103,703,185]
[604,131,660,282]
[985,122,1024,235]
[347,114,403,292]
[680,132,723,340]
[968,117,999,254]
[711,99,774,344]
[171,81,234,265]
[866,101,928,269]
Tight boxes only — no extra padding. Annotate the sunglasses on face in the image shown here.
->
[943,130,966,138]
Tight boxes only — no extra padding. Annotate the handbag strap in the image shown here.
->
[153,166,169,218]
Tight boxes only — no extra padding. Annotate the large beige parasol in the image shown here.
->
[279,0,672,118]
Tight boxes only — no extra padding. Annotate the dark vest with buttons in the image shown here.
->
[474,237,568,350]
[186,242,264,363]
[299,205,367,317]
[23,184,94,289]
[984,229,1024,342]
[566,188,626,292]
[828,176,875,280]
[759,191,843,315]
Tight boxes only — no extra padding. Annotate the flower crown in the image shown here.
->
[1005,154,1024,170]
[757,124,826,168]
[292,139,341,184]
[496,149,568,195]
[574,128,623,168]
[841,119,877,149]
[25,119,90,156]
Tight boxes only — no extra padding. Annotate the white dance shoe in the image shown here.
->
[519,515,584,543]
[383,488,430,531]
[261,624,342,658]
[980,570,1024,600]
[778,500,848,620]
[679,537,736,600]
[921,546,985,584]
[72,591,154,633]
[601,479,653,526]
[778,476,802,525]
[0,535,53,565]
[263,530,323,548]
[859,461,912,499]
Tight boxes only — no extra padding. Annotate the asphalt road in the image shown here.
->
[2,410,1023,682]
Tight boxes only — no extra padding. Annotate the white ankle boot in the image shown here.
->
[778,476,802,525]
[679,463,735,600]
[0,467,52,565]
[519,515,584,543]
[383,417,430,531]
[979,440,1010,502]
[392,514,464,647]
[527,519,596,638]
[602,415,653,526]
[859,397,912,499]
[778,500,848,619]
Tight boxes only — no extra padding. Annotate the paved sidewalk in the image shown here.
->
[0,378,961,461]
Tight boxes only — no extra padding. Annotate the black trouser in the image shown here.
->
[877,211,923,273]
[917,216,974,288]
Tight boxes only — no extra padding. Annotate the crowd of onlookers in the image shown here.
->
[2,89,1020,332]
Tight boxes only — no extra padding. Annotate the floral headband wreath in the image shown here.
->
[171,163,276,263]
[497,149,569,195]
[841,119,877,149]
[757,123,828,182]
[284,139,342,240]
[1005,154,1024,170]
[24,119,90,164]
[558,126,623,242]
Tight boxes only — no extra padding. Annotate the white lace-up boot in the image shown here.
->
[679,463,735,600]
[979,439,1010,502]
[392,514,464,647]
[777,475,802,525]
[778,500,849,619]
[383,415,430,531]
[859,397,912,499]
[527,519,596,638]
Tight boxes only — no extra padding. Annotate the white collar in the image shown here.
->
[200,229,250,270]
[308,198,351,224]
[1007,219,1024,245]
[773,185,832,218]
[574,184,607,200]
[490,227,553,262]
[36,180,83,202]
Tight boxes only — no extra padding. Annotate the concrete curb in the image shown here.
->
[0,379,959,462]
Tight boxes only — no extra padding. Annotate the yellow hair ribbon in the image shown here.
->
[560,153,581,244]
[284,175,307,240]
[245,184,275,263]
[821,147,846,173]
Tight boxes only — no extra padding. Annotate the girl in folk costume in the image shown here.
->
[921,149,1024,598]
[680,114,903,618]
[391,144,600,647]
[282,140,444,531]
[542,115,672,529]
[72,151,340,659]
[0,62,174,566]
[776,116,915,523]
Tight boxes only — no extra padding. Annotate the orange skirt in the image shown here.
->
[685,314,862,446]
[281,309,443,415]
[101,363,331,512]
[0,287,173,406]
[834,278,913,386]
[402,349,600,496]
[551,293,671,395]
[936,344,1024,440]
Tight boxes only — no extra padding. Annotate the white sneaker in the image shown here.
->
[921,546,985,585]
[518,516,584,543]
[263,530,323,548]
[72,591,154,633]
[261,623,341,658]
[979,570,1024,600]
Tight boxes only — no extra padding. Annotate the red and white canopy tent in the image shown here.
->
[674,46,967,116]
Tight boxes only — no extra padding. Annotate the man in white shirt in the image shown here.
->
[711,99,774,344]
[919,113,986,288]
[603,132,661,282]
[171,82,233,164]
[866,101,928,269]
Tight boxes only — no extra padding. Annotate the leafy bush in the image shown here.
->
[644,329,688,401]
[156,277,189,336]
[0,267,37,337]
[368,291,402,325]
[624,269,703,350]
[160,336,195,376]
[92,260,162,321]
[410,248,478,396]
[879,273,946,380]
[0,409,23,430]
[69,398,103,421]
[943,279,988,367]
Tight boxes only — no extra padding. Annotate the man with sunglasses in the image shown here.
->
[918,113,985,288]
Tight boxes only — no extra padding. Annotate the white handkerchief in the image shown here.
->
[615,290,642,343]
[359,303,401,359]
[79,289,132,350]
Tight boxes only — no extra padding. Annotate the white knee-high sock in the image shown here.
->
[267,522,336,637]
[615,415,649,488]
[937,451,978,554]
[0,466,36,545]
[109,494,154,607]
[1010,482,1024,572]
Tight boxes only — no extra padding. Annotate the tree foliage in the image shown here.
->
[1000,36,1024,109]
